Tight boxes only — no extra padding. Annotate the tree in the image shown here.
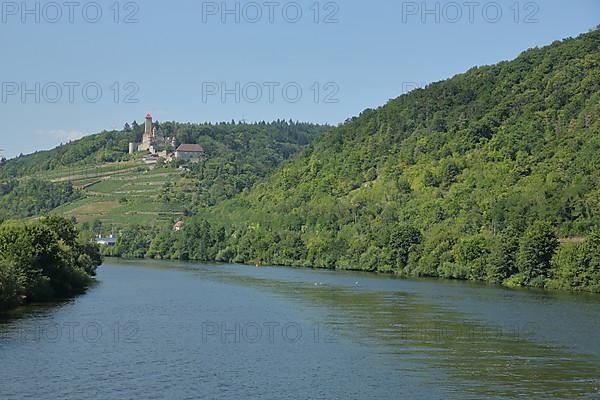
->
[0,218,102,310]
[40,215,78,246]
[0,260,25,309]
[423,170,439,187]
[487,227,520,283]
[455,235,489,281]
[389,225,422,270]
[578,229,600,289]
[517,222,559,286]
[551,229,600,292]
[440,160,461,187]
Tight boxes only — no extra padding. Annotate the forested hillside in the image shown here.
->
[0,179,81,219]
[116,29,600,292]
[0,120,328,221]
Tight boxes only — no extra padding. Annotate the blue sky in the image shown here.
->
[0,0,598,158]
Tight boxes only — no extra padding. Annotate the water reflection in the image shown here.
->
[1,260,599,400]
[192,263,600,399]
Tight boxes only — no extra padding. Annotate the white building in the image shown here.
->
[95,235,117,246]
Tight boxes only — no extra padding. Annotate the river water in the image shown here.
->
[1,260,599,399]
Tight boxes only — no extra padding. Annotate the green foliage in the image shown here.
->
[0,130,136,178]
[549,230,600,292]
[389,225,422,271]
[109,225,154,258]
[0,216,102,311]
[454,235,490,281]
[0,260,26,309]
[517,222,559,286]
[177,217,215,261]
[0,178,81,219]
[487,228,520,283]
[577,231,600,289]
[420,231,458,278]
[172,120,328,208]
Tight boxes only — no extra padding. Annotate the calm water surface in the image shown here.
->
[1,260,599,399]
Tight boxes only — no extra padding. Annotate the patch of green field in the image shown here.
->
[60,200,122,223]
[86,180,128,193]
[51,197,94,214]
[45,161,190,227]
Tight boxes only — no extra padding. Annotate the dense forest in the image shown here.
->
[106,29,600,292]
[159,120,328,207]
[0,216,102,311]
[0,179,81,220]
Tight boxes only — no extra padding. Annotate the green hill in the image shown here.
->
[0,120,329,225]
[115,28,599,292]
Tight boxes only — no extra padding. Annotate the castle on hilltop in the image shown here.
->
[128,113,205,164]
[129,113,176,154]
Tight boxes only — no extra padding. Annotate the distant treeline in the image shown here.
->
[100,219,600,293]
[0,179,81,219]
[0,216,102,311]
[0,120,328,179]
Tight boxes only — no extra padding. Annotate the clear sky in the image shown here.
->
[0,0,598,158]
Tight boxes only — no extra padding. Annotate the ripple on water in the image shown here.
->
[1,261,599,400]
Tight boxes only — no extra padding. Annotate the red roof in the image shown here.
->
[176,144,204,153]
[146,113,152,119]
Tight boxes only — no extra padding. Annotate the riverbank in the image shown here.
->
[97,215,600,295]
[0,216,103,312]
[101,245,600,296]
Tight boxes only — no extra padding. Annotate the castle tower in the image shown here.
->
[139,113,153,151]
[145,113,153,138]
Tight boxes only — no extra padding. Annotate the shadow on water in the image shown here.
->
[0,280,100,325]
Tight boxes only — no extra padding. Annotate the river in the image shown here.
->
[1,260,599,399]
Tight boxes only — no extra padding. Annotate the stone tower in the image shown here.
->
[145,113,152,138]
[139,113,153,151]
